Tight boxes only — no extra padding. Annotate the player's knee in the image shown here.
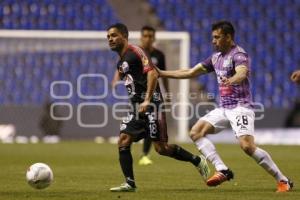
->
[240,143,256,155]
[189,132,199,141]
[189,129,205,141]
[118,133,132,147]
[239,135,256,155]
[189,122,211,142]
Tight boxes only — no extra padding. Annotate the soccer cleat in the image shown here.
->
[195,155,210,181]
[138,156,153,165]
[206,169,234,187]
[276,179,293,192]
[110,183,136,192]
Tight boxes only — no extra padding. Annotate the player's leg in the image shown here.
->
[110,133,136,192]
[149,110,210,180]
[110,134,136,191]
[110,113,144,192]
[143,137,152,156]
[152,141,210,181]
[191,108,233,186]
[138,137,153,165]
[229,106,293,192]
[152,141,198,165]
[118,133,135,187]
[238,135,293,192]
[190,120,228,171]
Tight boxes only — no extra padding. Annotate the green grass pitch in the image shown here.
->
[0,142,299,200]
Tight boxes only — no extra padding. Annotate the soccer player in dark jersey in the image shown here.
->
[157,21,293,192]
[111,26,169,166]
[140,26,168,91]
[107,23,210,192]
[291,70,300,84]
[138,25,168,166]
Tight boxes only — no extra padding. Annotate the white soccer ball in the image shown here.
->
[26,163,53,189]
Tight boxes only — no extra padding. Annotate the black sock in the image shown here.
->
[170,144,200,166]
[143,137,152,156]
[119,146,135,187]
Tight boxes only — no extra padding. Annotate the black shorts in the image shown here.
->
[119,108,168,143]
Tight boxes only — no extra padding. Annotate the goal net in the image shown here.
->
[0,30,190,142]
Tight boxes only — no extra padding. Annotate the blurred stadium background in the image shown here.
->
[0,0,299,143]
[1,1,300,200]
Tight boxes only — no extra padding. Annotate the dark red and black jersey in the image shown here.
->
[149,48,166,71]
[117,44,162,104]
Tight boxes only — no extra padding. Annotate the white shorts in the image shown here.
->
[200,106,255,137]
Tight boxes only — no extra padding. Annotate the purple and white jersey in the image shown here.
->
[201,45,252,108]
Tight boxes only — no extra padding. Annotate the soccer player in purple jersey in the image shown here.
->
[107,23,209,192]
[157,21,293,192]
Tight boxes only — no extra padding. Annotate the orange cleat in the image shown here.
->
[276,179,293,193]
[206,169,234,187]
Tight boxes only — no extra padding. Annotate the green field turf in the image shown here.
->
[0,142,299,200]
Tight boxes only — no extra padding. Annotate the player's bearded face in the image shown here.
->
[107,28,125,52]
[212,29,229,52]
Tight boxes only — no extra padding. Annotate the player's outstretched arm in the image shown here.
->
[138,69,158,113]
[222,65,248,86]
[157,63,208,79]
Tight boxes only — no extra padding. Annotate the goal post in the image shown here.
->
[0,30,190,142]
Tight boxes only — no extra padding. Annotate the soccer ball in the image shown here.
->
[26,163,53,189]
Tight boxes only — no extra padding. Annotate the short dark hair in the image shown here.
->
[212,20,235,39]
[107,23,129,39]
[141,25,156,34]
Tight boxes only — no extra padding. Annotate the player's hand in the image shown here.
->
[138,100,150,113]
[153,65,161,77]
[220,76,231,86]
[291,70,300,84]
